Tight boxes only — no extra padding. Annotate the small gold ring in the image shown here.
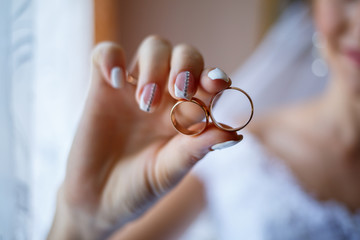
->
[170,98,209,136]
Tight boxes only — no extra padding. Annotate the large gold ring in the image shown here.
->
[209,87,254,132]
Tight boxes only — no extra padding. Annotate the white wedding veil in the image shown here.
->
[211,1,328,125]
[185,2,328,239]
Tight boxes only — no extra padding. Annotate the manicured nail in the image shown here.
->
[208,68,229,82]
[174,71,196,100]
[111,67,124,89]
[210,140,240,151]
[140,83,158,113]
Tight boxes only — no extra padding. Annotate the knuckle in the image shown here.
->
[173,44,203,63]
[91,41,124,66]
[174,43,197,54]
[141,34,171,48]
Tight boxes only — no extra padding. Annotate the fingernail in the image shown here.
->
[208,68,229,82]
[140,83,158,113]
[174,71,196,100]
[111,67,124,89]
[210,140,240,151]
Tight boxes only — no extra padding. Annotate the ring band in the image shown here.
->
[209,87,254,132]
[170,98,209,136]
[127,73,138,85]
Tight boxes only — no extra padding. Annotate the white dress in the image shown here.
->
[185,2,360,239]
[192,134,360,240]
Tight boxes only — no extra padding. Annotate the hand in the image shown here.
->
[48,36,242,239]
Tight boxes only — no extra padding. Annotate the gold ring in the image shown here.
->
[209,87,254,132]
[170,98,209,136]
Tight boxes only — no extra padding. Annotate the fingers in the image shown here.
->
[91,42,127,89]
[150,125,243,194]
[168,44,204,100]
[131,37,230,114]
[134,41,205,113]
[134,35,172,113]
[195,67,231,106]
[90,40,231,116]
[200,68,230,94]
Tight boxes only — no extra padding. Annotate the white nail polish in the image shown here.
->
[210,140,240,151]
[111,67,123,89]
[140,97,147,112]
[175,84,190,100]
[140,83,157,112]
[208,68,229,82]
[175,71,191,100]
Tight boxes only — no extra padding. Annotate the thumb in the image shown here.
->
[151,125,243,194]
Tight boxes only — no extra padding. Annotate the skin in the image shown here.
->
[49,0,360,239]
[48,37,241,240]
[258,0,360,210]
[112,0,360,238]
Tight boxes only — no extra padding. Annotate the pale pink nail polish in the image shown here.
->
[174,71,196,100]
[140,83,158,113]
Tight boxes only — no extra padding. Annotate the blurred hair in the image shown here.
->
[258,0,308,42]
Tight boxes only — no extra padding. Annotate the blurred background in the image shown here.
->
[0,0,326,239]
[95,0,267,73]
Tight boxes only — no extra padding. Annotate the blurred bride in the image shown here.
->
[108,0,360,239]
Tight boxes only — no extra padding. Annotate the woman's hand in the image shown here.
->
[48,36,242,239]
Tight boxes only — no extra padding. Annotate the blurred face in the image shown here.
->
[313,0,360,92]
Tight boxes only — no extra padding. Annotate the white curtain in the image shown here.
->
[32,0,93,239]
[0,0,93,239]
[0,0,34,239]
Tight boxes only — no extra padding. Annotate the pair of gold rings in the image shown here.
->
[127,72,254,136]
[170,80,254,136]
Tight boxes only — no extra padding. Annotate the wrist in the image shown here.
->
[48,186,103,240]
[48,186,82,239]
